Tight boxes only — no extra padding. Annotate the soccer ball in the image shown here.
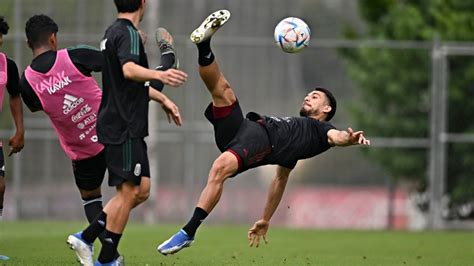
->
[274,17,311,53]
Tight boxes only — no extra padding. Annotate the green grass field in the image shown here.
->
[0,221,473,265]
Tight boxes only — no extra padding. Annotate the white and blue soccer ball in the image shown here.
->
[274,17,311,53]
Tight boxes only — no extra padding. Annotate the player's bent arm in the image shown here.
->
[149,87,182,126]
[149,86,167,103]
[327,128,370,147]
[261,166,291,222]
[122,62,187,87]
[8,94,25,155]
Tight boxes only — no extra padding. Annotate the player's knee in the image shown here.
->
[209,158,231,184]
[135,189,150,204]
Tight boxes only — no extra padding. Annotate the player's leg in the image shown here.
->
[195,152,239,213]
[157,152,238,255]
[95,177,149,264]
[0,147,8,260]
[67,153,106,266]
[0,145,4,218]
[191,10,235,107]
[149,27,180,91]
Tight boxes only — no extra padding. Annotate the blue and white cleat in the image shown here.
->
[157,229,194,255]
[190,9,231,44]
[67,231,94,266]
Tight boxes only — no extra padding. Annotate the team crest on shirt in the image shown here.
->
[100,39,107,51]
[134,163,141,176]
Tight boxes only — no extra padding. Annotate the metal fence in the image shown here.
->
[0,0,473,229]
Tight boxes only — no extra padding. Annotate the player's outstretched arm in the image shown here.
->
[327,127,370,147]
[248,166,291,248]
[8,94,24,156]
[149,87,182,126]
[122,61,187,87]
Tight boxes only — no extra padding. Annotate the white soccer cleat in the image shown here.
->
[190,9,231,44]
[67,232,94,266]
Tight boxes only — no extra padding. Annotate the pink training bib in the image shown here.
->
[0,52,7,111]
[25,49,104,160]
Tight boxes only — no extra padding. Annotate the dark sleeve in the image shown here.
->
[19,73,43,112]
[116,27,141,66]
[67,45,103,76]
[6,58,20,96]
[320,121,336,133]
[319,121,336,147]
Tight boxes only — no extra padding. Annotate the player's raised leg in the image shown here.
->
[190,10,235,107]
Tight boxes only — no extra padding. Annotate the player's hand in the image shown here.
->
[160,98,182,126]
[248,219,269,248]
[8,132,24,156]
[347,127,370,146]
[158,69,188,87]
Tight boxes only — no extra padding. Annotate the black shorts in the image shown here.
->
[0,145,4,177]
[104,138,150,187]
[72,150,106,191]
[205,100,272,174]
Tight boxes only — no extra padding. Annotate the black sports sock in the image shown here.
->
[83,196,107,243]
[197,40,215,66]
[150,54,176,91]
[82,197,120,259]
[156,54,176,70]
[83,196,103,223]
[82,211,107,244]
[182,207,209,237]
[98,230,122,263]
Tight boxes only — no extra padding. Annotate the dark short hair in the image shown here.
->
[0,16,9,35]
[315,87,337,121]
[114,0,142,13]
[25,15,58,49]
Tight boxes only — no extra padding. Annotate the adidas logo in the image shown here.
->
[63,94,84,115]
[98,220,105,227]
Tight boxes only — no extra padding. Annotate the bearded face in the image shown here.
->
[299,90,331,119]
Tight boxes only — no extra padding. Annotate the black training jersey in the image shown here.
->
[97,18,149,145]
[20,46,103,112]
[260,114,335,169]
[5,57,20,97]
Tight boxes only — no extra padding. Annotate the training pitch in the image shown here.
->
[0,221,472,265]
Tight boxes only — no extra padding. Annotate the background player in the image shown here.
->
[0,14,24,263]
[157,9,370,255]
[67,0,187,265]
[0,15,24,219]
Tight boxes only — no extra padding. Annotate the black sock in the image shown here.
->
[156,54,175,70]
[197,39,215,66]
[83,196,103,223]
[182,207,209,237]
[82,210,107,244]
[82,197,120,259]
[83,196,106,243]
[98,230,122,263]
[151,54,176,91]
